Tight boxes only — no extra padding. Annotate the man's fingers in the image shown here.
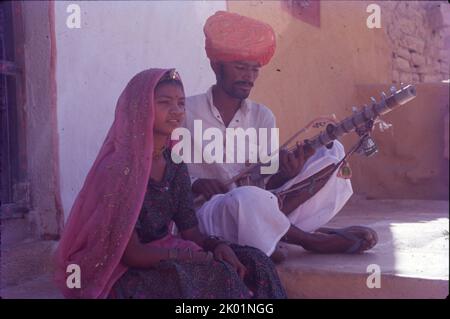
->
[204,190,213,200]
[217,182,228,194]
[209,182,222,195]
[303,141,315,159]
[199,185,210,200]
[206,181,222,196]
[287,152,296,169]
[213,184,226,195]
[203,187,215,200]
[207,180,227,195]
[293,142,302,158]
[297,143,305,164]
[279,149,289,168]
[220,185,228,193]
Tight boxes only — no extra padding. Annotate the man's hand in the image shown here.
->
[213,244,247,280]
[279,142,315,180]
[192,178,228,200]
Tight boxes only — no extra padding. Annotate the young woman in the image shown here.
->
[54,68,287,299]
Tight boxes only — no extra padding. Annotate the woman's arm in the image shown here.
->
[174,163,246,278]
[121,231,170,268]
[122,230,213,268]
[181,227,247,279]
[179,226,207,247]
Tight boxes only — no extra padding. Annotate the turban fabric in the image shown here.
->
[204,11,276,66]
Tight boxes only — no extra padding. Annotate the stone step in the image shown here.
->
[0,239,58,288]
[276,199,449,299]
[1,213,37,247]
[0,273,62,299]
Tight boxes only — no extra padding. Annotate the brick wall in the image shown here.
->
[383,1,450,83]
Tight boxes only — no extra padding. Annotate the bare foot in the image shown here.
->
[302,226,378,254]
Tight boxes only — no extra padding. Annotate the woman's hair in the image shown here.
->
[155,69,183,90]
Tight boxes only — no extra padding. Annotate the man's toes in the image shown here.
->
[366,229,378,247]
[365,239,374,250]
[364,232,373,242]
[350,229,377,252]
[365,236,377,250]
[350,226,378,246]
[372,230,379,243]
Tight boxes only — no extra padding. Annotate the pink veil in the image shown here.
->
[54,68,170,298]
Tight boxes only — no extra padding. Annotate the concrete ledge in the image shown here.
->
[0,273,62,299]
[276,198,449,299]
[0,239,58,288]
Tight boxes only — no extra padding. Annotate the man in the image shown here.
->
[183,11,378,260]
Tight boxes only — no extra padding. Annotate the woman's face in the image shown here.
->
[153,82,185,136]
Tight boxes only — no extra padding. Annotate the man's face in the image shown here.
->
[216,61,261,99]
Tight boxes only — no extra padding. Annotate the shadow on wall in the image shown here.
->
[346,83,449,200]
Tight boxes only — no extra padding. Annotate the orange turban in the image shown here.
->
[204,11,276,66]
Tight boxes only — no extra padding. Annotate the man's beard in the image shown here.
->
[230,88,250,99]
[228,82,253,99]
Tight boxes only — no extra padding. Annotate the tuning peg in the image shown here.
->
[352,106,358,113]
[390,85,397,94]
[370,97,377,105]
[381,91,387,101]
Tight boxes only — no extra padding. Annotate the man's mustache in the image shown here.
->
[234,81,254,87]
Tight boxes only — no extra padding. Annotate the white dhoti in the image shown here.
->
[195,141,353,256]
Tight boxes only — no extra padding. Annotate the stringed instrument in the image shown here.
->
[194,84,417,205]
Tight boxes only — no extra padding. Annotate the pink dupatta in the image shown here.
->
[54,68,171,298]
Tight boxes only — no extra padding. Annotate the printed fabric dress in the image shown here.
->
[108,150,287,299]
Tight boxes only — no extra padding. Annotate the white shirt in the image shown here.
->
[183,86,277,188]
